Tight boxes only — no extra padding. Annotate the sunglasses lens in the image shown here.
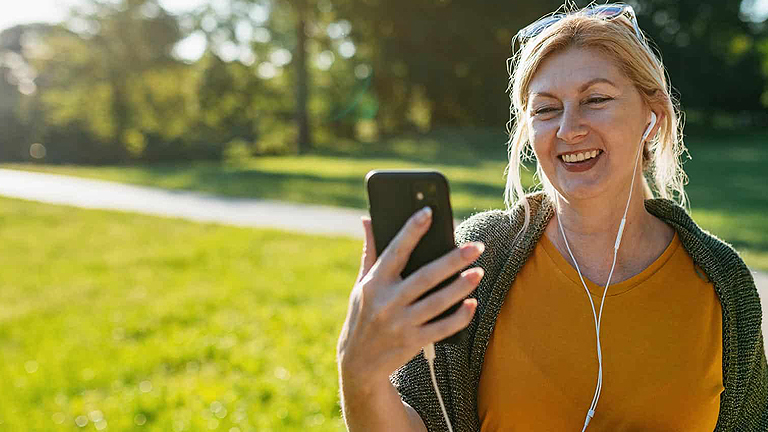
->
[516,5,640,46]
[520,15,563,39]
[587,5,623,19]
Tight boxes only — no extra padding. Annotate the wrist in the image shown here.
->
[339,363,392,399]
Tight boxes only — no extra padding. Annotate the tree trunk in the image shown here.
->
[295,2,311,154]
[110,75,130,161]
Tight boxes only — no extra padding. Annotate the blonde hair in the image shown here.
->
[504,6,689,233]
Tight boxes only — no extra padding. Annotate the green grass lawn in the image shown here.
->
[3,128,767,270]
[0,197,357,431]
[0,130,767,431]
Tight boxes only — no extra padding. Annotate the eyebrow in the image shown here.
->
[530,78,618,99]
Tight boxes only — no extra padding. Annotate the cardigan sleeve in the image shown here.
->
[389,343,454,432]
[698,226,768,430]
[388,209,520,431]
[698,229,768,430]
[387,212,494,432]
[735,328,768,430]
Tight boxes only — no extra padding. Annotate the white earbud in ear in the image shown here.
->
[642,112,657,141]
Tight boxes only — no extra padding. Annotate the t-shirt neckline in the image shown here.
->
[539,231,681,297]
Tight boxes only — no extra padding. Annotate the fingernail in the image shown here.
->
[461,242,484,259]
[416,206,432,224]
[462,267,484,283]
[465,298,478,312]
[475,242,485,254]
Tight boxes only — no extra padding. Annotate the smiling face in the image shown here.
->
[526,46,654,203]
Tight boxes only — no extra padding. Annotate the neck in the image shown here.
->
[547,177,669,285]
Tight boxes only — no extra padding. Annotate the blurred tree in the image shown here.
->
[333,0,565,132]
[293,0,311,153]
[257,0,315,153]
[3,0,767,165]
[23,0,186,161]
[192,0,319,153]
[75,0,183,157]
[0,26,32,161]
[0,63,27,161]
[0,23,93,163]
[191,0,376,151]
[633,0,768,127]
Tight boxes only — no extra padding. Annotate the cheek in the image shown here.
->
[528,120,556,158]
[528,128,557,181]
[586,108,623,129]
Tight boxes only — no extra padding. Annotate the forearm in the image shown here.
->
[339,372,427,432]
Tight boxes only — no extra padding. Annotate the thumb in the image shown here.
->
[356,216,377,283]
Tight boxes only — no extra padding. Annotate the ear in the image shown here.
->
[645,110,663,142]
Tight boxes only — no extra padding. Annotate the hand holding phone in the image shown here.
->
[366,170,475,345]
[337,189,483,387]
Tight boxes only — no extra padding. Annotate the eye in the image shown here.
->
[585,96,612,105]
[532,106,559,116]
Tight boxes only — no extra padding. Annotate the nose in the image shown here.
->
[556,105,588,144]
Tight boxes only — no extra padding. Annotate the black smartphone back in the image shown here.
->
[365,169,468,345]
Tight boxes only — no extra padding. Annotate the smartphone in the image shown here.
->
[365,169,468,346]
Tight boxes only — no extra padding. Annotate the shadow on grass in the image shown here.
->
[683,136,768,258]
[314,127,510,168]
[183,169,368,209]
[175,167,505,219]
[685,138,768,212]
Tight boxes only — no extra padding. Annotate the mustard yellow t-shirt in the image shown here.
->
[478,232,723,431]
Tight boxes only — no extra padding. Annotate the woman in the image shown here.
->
[336,4,767,431]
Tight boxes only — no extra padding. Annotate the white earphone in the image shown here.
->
[644,111,657,140]
[614,111,656,248]
[557,110,657,431]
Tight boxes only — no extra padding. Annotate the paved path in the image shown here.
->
[0,168,368,238]
[2,168,767,340]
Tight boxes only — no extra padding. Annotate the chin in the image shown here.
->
[552,180,609,202]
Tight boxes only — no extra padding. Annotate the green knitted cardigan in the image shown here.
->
[390,192,767,431]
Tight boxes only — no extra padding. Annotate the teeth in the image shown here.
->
[562,150,600,163]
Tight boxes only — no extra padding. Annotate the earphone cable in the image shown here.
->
[423,343,454,432]
[559,113,652,431]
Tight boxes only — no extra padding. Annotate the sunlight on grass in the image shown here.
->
[691,209,768,271]
[0,198,357,431]
[0,128,766,429]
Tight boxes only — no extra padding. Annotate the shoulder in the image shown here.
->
[645,199,748,270]
[452,192,554,293]
[454,191,552,246]
[454,209,511,246]
[645,198,757,301]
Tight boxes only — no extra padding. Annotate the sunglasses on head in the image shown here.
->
[515,3,642,47]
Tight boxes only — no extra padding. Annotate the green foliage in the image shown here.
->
[0,64,28,161]
[635,0,767,119]
[0,197,357,431]
[2,0,768,163]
